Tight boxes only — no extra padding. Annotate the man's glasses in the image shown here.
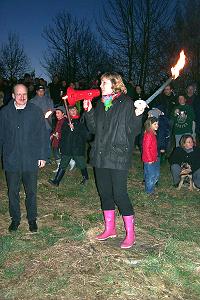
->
[15,93,27,97]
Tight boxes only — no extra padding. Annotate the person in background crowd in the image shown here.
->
[83,72,145,249]
[142,117,160,195]
[132,84,146,151]
[27,83,36,99]
[147,107,170,163]
[50,106,76,173]
[133,85,146,101]
[172,94,195,147]
[60,80,67,97]
[0,84,48,232]
[157,84,177,118]
[169,134,200,189]
[0,90,4,109]
[30,85,54,163]
[49,75,61,106]
[185,84,196,106]
[186,84,200,146]
[23,73,32,89]
[126,80,135,99]
[49,105,89,186]
[151,85,177,155]
[50,106,66,173]
[2,79,13,105]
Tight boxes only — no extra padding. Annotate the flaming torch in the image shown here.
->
[134,50,186,109]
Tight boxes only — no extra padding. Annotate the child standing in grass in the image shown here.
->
[142,117,160,195]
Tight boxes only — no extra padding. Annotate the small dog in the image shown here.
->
[177,163,193,191]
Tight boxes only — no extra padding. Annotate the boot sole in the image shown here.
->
[96,234,117,241]
[120,242,136,249]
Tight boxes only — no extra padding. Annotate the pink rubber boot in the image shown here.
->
[96,210,117,240]
[120,215,136,249]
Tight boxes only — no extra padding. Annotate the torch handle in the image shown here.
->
[146,77,173,105]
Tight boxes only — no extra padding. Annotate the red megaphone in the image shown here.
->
[64,87,100,107]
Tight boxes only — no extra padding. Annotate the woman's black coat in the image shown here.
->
[84,94,142,170]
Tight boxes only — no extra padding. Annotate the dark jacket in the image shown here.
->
[84,94,142,170]
[30,95,54,131]
[168,146,200,173]
[0,100,48,171]
[193,95,200,134]
[60,117,89,156]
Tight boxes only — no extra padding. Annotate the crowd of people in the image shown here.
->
[0,71,200,249]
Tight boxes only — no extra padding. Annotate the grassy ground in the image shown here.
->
[0,153,200,300]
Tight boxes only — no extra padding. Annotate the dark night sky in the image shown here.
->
[1,0,105,81]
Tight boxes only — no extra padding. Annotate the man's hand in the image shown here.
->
[38,160,46,168]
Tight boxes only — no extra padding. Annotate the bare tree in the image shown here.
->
[97,0,175,89]
[42,12,79,81]
[97,0,136,80]
[76,28,113,83]
[0,32,30,80]
[42,11,112,84]
[182,0,200,84]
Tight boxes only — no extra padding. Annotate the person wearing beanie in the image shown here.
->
[48,105,89,186]
[50,106,66,173]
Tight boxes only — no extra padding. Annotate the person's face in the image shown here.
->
[187,86,194,96]
[69,107,78,117]
[70,82,75,88]
[36,89,45,97]
[62,81,67,87]
[151,121,159,131]
[136,86,142,94]
[100,77,113,95]
[178,96,186,105]
[56,110,64,120]
[0,95,3,107]
[164,86,172,96]
[184,137,194,149]
[13,85,28,107]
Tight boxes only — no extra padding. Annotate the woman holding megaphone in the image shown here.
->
[83,72,146,249]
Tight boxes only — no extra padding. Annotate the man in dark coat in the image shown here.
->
[0,84,48,232]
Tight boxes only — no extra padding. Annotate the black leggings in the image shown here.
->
[94,168,134,216]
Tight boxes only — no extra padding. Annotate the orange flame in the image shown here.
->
[171,50,186,79]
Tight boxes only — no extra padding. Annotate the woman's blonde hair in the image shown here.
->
[179,134,194,148]
[101,72,127,94]
[144,117,158,132]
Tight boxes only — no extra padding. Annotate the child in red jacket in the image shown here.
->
[142,117,160,194]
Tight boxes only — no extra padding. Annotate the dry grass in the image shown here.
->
[0,155,200,300]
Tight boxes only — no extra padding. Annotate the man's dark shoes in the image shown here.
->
[29,221,38,232]
[8,221,20,232]
[173,183,179,188]
[80,177,88,185]
[48,179,59,186]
